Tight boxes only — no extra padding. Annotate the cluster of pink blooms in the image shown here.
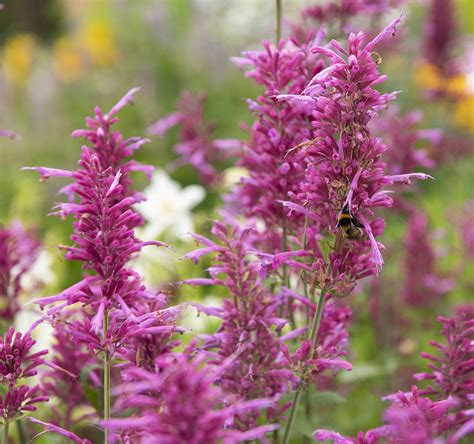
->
[1,1,472,443]
[401,211,454,307]
[0,326,48,421]
[316,309,474,443]
[148,90,240,186]
[0,222,40,321]
[107,346,278,443]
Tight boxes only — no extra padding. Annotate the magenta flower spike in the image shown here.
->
[275,18,433,285]
[24,89,179,442]
[229,34,324,247]
[0,222,41,322]
[106,347,278,444]
[148,91,240,186]
[423,0,459,75]
[402,211,454,307]
[0,327,49,421]
[25,89,167,342]
[183,220,296,428]
[413,312,474,409]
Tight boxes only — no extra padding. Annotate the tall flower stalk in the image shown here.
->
[25,88,178,443]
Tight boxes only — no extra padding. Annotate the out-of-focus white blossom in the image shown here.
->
[135,169,205,240]
[19,249,56,294]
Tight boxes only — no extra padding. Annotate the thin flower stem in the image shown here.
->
[275,0,282,44]
[16,419,27,444]
[2,419,9,444]
[103,311,111,444]
[282,288,327,444]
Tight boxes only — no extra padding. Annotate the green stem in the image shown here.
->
[2,419,9,444]
[282,389,302,444]
[282,288,327,444]
[103,311,111,444]
[15,419,27,444]
[275,0,282,44]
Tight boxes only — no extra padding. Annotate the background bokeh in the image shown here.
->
[0,0,473,441]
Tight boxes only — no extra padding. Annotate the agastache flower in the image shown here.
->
[183,220,294,429]
[314,426,390,444]
[302,0,405,30]
[423,0,459,76]
[0,221,41,322]
[314,310,474,443]
[41,320,99,429]
[25,89,168,349]
[287,299,352,387]
[148,91,240,186]
[402,211,454,307]
[382,386,460,443]
[278,18,432,285]
[106,347,278,443]
[377,107,438,176]
[413,312,474,408]
[229,35,324,247]
[0,326,48,420]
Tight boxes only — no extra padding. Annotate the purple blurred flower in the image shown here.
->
[413,312,474,409]
[28,417,92,444]
[303,0,405,30]
[402,211,454,307]
[41,320,99,428]
[423,0,459,75]
[314,426,390,444]
[377,108,437,176]
[106,347,278,443]
[0,221,41,322]
[382,386,460,443]
[460,201,474,259]
[148,91,240,186]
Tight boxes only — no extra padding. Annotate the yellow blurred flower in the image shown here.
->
[415,62,474,133]
[79,19,118,67]
[2,33,36,87]
[454,95,474,133]
[53,36,85,83]
[414,62,442,91]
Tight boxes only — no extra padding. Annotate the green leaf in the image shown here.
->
[80,364,103,416]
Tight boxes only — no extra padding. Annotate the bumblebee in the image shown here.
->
[335,204,365,249]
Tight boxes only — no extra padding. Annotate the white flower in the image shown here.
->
[135,169,205,240]
[19,249,56,294]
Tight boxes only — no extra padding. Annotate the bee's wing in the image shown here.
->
[334,230,345,251]
[352,216,364,228]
